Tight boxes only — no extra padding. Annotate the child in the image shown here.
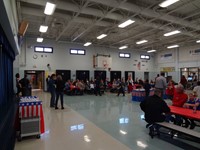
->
[183,92,200,129]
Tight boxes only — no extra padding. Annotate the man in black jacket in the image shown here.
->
[140,88,170,124]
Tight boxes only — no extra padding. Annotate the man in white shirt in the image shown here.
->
[155,72,167,98]
[193,81,200,99]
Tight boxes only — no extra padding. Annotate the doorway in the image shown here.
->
[24,70,45,90]
[76,70,90,82]
[56,70,71,82]
[94,70,106,81]
[144,72,149,80]
[125,71,135,81]
[110,71,121,82]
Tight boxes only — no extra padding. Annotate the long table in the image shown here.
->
[169,105,200,121]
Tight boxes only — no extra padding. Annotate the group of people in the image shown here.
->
[140,79,200,131]
[48,74,65,109]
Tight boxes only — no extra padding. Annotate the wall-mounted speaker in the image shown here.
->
[18,21,29,36]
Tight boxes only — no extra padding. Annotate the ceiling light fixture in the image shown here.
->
[119,45,128,49]
[196,40,200,43]
[44,2,56,15]
[39,25,48,33]
[37,37,43,42]
[167,45,179,49]
[84,42,92,46]
[164,30,181,36]
[97,34,107,39]
[118,19,135,28]
[147,49,156,53]
[136,40,148,45]
[159,0,179,8]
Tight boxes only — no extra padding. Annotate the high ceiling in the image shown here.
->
[17,0,200,51]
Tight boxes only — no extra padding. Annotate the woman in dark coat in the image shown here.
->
[49,74,56,107]
[55,75,65,109]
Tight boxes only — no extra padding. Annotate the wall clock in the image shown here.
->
[33,54,38,59]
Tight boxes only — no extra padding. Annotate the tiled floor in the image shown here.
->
[15,91,200,150]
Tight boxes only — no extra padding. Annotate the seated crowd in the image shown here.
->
[140,82,200,135]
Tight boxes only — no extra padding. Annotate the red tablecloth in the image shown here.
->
[19,100,45,134]
[169,105,200,121]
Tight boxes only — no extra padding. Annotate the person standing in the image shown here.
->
[180,75,187,89]
[155,72,167,98]
[143,79,151,97]
[117,78,125,96]
[49,74,56,107]
[95,77,102,96]
[46,75,50,92]
[55,75,65,109]
[19,74,30,96]
[15,73,21,97]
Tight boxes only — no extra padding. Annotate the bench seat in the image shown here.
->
[156,122,200,139]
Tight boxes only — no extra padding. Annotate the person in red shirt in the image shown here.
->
[166,80,175,100]
[172,84,188,107]
[172,84,188,126]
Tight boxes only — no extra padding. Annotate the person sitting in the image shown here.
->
[193,81,200,99]
[172,84,188,107]
[183,92,200,129]
[172,84,188,125]
[166,80,175,100]
[140,89,170,136]
[140,88,170,124]
[65,80,72,95]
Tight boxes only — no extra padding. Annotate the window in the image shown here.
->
[119,52,130,58]
[70,49,85,55]
[34,46,53,53]
[140,54,150,60]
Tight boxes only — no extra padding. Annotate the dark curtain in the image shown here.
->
[0,24,16,150]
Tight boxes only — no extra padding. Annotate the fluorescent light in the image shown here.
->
[147,50,156,53]
[84,42,92,46]
[97,34,107,39]
[36,38,43,42]
[118,19,135,28]
[164,30,181,36]
[167,45,179,49]
[44,2,56,15]
[39,25,48,33]
[159,0,179,8]
[119,45,128,49]
[196,40,200,43]
[136,40,148,45]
